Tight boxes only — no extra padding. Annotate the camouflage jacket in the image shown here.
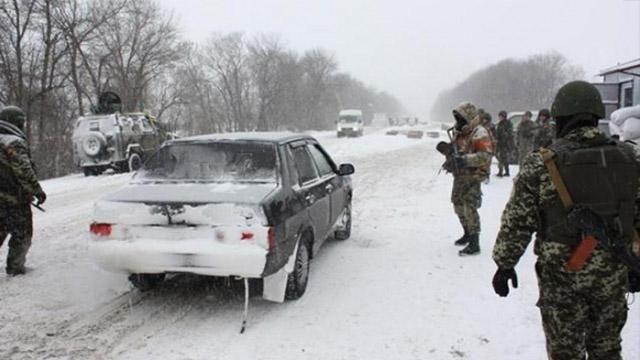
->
[496,119,514,151]
[0,123,44,206]
[454,120,494,179]
[493,127,640,270]
[516,119,538,146]
[534,120,555,148]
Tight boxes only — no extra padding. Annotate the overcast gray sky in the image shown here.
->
[158,0,639,118]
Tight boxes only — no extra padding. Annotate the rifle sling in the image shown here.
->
[540,148,574,208]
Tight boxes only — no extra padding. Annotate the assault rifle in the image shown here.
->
[567,206,640,278]
[436,127,462,174]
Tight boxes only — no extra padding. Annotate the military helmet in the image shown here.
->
[453,102,477,128]
[0,105,26,128]
[551,81,605,119]
[539,108,550,118]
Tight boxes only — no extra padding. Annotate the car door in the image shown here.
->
[289,143,332,250]
[306,143,345,229]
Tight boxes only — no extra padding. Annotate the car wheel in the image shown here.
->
[128,273,165,291]
[285,239,310,300]
[128,153,142,172]
[83,167,94,177]
[334,200,352,240]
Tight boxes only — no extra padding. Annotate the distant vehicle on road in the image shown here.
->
[337,109,364,137]
[72,112,167,176]
[71,92,171,176]
[371,112,388,128]
[89,132,355,302]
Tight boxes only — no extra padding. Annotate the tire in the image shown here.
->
[128,153,142,172]
[285,239,310,300]
[82,132,107,157]
[337,132,343,138]
[128,273,165,291]
[334,200,352,240]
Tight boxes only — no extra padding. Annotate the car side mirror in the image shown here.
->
[338,163,355,176]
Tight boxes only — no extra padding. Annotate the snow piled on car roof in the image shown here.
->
[172,132,310,143]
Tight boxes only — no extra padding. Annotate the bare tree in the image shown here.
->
[300,48,337,129]
[203,33,253,131]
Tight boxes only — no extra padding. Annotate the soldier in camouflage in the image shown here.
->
[0,105,46,276]
[534,108,555,148]
[448,102,494,256]
[495,110,514,177]
[492,81,636,359]
[516,110,538,166]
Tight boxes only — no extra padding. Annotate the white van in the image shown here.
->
[337,109,364,137]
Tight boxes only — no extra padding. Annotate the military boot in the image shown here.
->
[454,228,470,246]
[459,234,480,256]
[504,165,510,177]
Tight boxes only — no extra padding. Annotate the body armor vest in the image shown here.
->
[542,139,639,247]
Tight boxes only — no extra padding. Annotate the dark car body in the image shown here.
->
[89,132,354,301]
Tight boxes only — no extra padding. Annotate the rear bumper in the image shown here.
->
[89,228,268,278]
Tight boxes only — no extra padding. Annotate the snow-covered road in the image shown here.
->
[0,127,638,359]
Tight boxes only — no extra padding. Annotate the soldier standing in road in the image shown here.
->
[447,102,493,256]
[516,110,538,166]
[495,110,514,177]
[492,81,639,359]
[534,108,555,148]
[479,110,497,183]
[0,106,46,276]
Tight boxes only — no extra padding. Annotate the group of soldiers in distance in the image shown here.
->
[484,108,556,178]
[441,81,640,359]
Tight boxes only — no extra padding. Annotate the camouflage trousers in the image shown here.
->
[0,204,33,273]
[495,146,511,174]
[535,260,628,360]
[451,176,482,234]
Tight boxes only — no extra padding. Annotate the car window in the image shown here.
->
[291,145,319,184]
[141,117,155,133]
[139,142,278,183]
[285,146,300,186]
[307,144,334,177]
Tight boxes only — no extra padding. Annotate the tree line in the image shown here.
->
[0,0,404,179]
[430,52,584,123]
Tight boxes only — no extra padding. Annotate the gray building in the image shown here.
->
[593,58,640,119]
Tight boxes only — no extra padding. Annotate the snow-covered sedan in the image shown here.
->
[89,133,354,302]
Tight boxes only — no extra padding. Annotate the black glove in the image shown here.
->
[453,155,466,169]
[34,190,47,206]
[492,268,518,297]
[629,271,640,293]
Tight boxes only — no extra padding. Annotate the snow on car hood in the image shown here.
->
[104,181,277,205]
[93,182,277,226]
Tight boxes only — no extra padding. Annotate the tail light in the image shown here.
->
[241,231,254,240]
[268,227,276,249]
[90,223,112,237]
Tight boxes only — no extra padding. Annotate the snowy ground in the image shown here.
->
[0,126,638,359]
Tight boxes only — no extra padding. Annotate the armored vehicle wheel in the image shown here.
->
[128,153,142,172]
[82,132,106,157]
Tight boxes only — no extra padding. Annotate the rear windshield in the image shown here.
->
[139,141,278,183]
